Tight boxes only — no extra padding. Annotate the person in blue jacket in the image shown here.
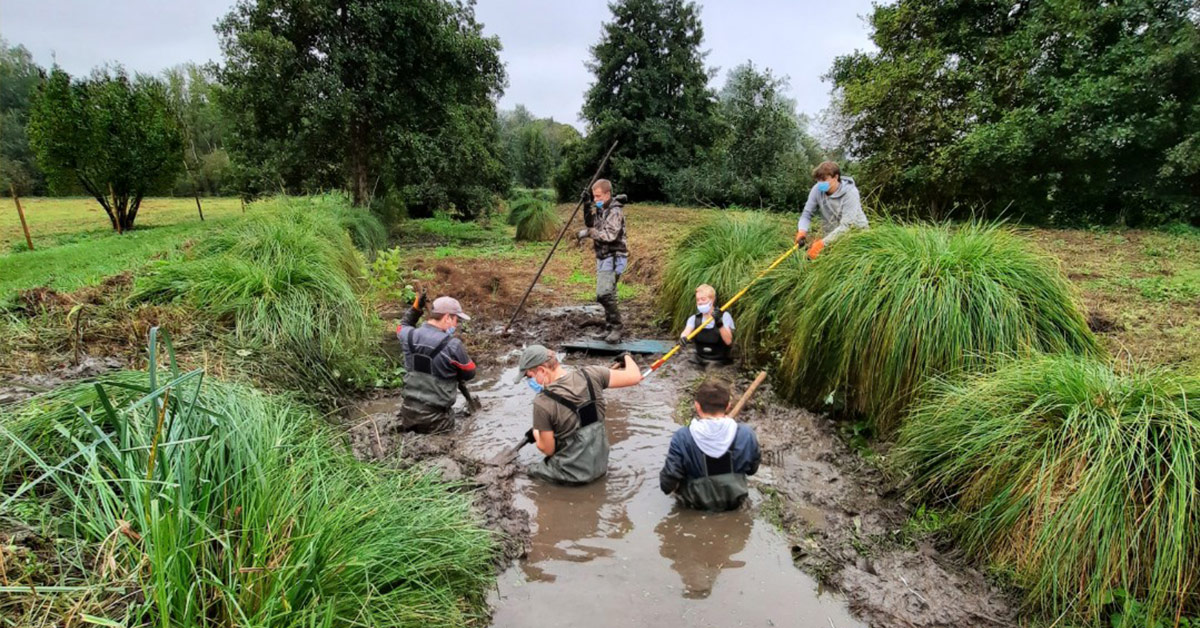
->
[660,378,761,511]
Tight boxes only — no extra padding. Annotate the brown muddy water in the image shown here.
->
[389,350,866,628]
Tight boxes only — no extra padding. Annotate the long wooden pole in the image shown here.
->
[502,140,619,334]
[729,371,769,419]
[193,193,205,221]
[9,185,33,251]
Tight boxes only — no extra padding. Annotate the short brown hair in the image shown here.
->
[592,179,612,194]
[812,161,840,181]
[694,378,732,415]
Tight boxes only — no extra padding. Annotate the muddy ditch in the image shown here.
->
[347,304,1019,628]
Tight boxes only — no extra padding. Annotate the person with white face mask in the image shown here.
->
[794,161,870,259]
[679,284,735,367]
[518,344,643,485]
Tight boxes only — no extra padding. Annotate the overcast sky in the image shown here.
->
[1,0,877,130]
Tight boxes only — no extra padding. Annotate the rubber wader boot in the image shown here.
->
[600,295,623,343]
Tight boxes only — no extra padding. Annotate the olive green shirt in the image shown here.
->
[531,366,611,441]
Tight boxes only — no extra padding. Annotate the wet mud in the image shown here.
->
[350,306,1019,627]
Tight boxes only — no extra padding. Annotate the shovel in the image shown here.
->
[729,371,768,420]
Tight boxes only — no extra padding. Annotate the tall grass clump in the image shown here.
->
[896,354,1200,623]
[0,331,495,627]
[131,195,380,394]
[776,222,1099,430]
[657,212,791,332]
[508,195,561,241]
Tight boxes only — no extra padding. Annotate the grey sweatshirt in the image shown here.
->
[797,175,869,244]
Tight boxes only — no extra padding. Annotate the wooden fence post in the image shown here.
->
[193,193,205,221]
[9,184,33,251]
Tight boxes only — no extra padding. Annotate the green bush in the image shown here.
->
[775,222,1099,430]
[131,195,382,395]
[0,334,495,627]
[656,212,791,333]
[510,195,562,241]
[896,354,1200,623]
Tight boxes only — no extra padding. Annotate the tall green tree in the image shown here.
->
[557,0,719,201]
[666,62,823,209]
[28,67,183,232]
[0,40,45,195]
[163,63,231,196]
[831,0,1200,225]
[498,104,580,188]
[515,125,552,187]
[216,0,508,214]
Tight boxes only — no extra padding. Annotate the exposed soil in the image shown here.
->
[350,294,1019,627]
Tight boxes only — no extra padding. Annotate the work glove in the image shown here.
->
[679,335,690,346]
[711,309,724,328]
[412,287,428,311]
[807,239,826,260]
[614,194,628,204]
[610,351,632,370]
[576,228,591,242]
[580,190,592,205]
[523,428,535,444]
[794,230,807,247]
[583,204,596,228]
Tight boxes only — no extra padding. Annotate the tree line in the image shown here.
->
[2,0,1196,231]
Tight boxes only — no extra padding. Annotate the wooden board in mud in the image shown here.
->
[559,338,674,356]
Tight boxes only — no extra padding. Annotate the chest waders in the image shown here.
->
[400,333,457,433]
[691,313,732,364]
[527,373,611,486]
[676,446,749,512]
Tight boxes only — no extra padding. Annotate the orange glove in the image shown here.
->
[794,230,807,246]
[807,239,825,260]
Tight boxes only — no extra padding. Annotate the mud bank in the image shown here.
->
[349,339,1018,627]
[741,383,1018,628]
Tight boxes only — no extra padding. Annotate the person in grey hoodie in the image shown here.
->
[795,161,869,259]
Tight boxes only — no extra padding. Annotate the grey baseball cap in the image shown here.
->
[431,296,470,320]
[518,344,552,372]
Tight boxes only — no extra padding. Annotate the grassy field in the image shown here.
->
[0,197,248,303]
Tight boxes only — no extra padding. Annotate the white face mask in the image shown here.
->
[697,301,713,314]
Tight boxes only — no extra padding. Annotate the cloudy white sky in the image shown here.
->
[1,0,877,130]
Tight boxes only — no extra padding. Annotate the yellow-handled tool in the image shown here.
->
[642,243,800,378]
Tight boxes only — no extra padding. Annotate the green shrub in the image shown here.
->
[131,195,381,395]
[657,212,791,333]
[510,196,562,241]
[775,222,1099,430]
[0,333,495,627]
[896,354,1200,623]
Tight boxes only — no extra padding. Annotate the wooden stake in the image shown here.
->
[193,193,205,221]
[729,371,769,419]
[9,184,33,250]
[240,196,246,214]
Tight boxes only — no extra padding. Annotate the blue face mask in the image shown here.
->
[595,200,604,209]
[526,378,543,394]
[697,303,712,314]
[446,326,456,336]
[816,181,831,193]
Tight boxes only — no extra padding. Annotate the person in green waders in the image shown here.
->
[395,293,475,434]
[659,378,761,511]
[518,345,643,485]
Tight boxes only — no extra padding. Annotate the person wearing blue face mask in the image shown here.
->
[795,161,869,259]
[517,344,643,485]
[395,294,476,434]
[575,179,629,343]
[679,284,734,367]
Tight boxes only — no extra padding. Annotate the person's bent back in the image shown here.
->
[660,378,761,511]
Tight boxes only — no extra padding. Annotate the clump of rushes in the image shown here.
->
[657,212,790,333]
[509,194,561,241]
[0,331,496,627]
[896,354,1200,623]
[131,195,383,395]
[775,222,1099,431]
